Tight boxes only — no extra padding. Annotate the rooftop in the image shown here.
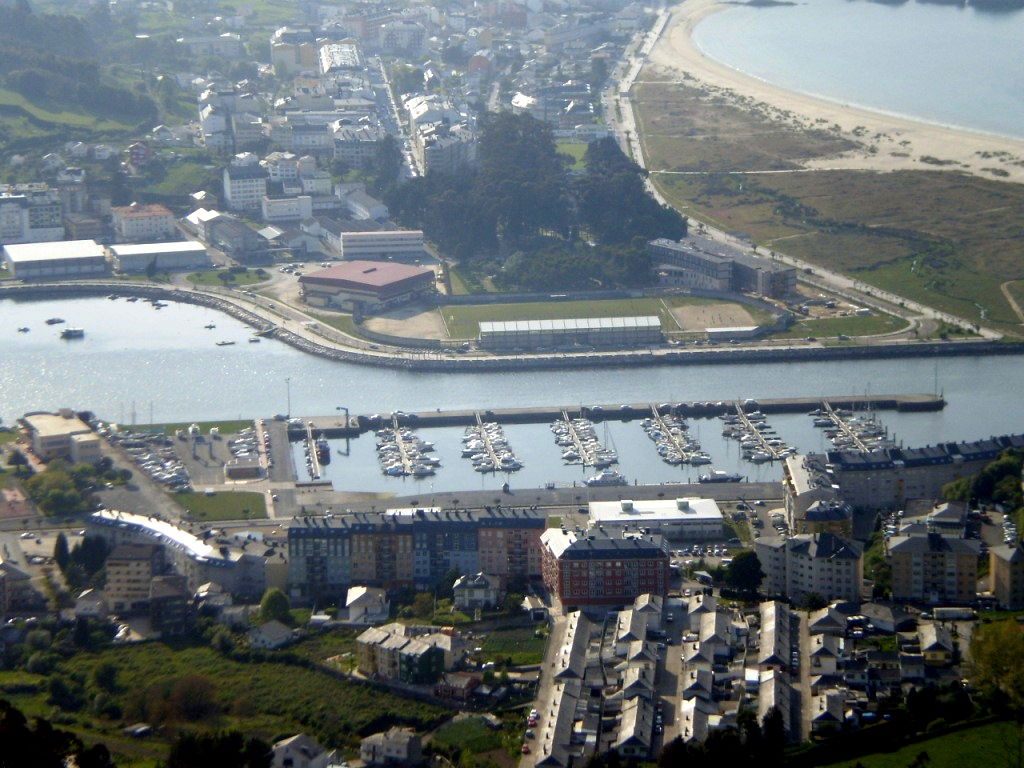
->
[3,240,105,263]
[109,241,207,256]
[112,203,173,218]
[300,260,431,288]
[480,316,661,334]
[589,497,723,524]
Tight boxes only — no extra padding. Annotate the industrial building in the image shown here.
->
[20,410,101,463]
[648,236,796,299]
[339,229,424,260]
[109,241,211,273]
[478,316,663,352]
[540,529,671,607]
[299,260,435,312]
[2,239,108,280]
[287,507,546,600]
[588,498,724,540]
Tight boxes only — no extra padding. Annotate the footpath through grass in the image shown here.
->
[187,268,268,288]
[174,490,267,521]
[823,720,1018,768]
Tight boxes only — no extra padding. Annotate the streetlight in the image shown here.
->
[285,377,291,418]
[335,405,351,456]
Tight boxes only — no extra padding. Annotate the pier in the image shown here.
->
[304,421,322,478]
[820,401,870,453]
[288,393,945,438]
[559,410,598,467]
[734,405,784,461]
[391,415,416,475]
[473,412,502,468]
[648,404,698,462]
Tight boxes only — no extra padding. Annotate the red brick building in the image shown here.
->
[540,530,670,608]
[298,260,435,313]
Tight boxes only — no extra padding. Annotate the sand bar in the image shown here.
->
[644,0,1024,183]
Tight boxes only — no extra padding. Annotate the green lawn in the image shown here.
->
[309,311,365,339]
[174,491,267,521]
[0,429,20,445]
[0,641,447,766]
[140,160,220,199]
[480,627,547,666]
[433,718,503,754]
[557,140,589,171]
[824,721,1018,768]
[134,420,253,436]
[771,312,909,339]
[187,269,268,288]
[0,87,132,131]
[440,298,683,339]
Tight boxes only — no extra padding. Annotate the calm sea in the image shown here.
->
[691,0,1024,140]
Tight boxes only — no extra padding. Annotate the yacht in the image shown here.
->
[60,327,85,339]
[16,327,29,333]
[45,317,64,325]
[216,341,236,346]
[586,469,627,487]
[699,470,744,483]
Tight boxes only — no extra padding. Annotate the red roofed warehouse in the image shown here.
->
[299,260,436,312]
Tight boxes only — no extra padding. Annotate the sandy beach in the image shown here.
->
[645,0,1024,183]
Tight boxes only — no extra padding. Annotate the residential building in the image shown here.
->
[298,260,436,313]
[540,529,670,607]
[754,533,863,603]
[262,195,314,223]
[88,509,270,600]
[111,203,176,242]
[887,532,979,604]
[588,498,724,539]
[360,727,422,767]
[177,33,245,58]
[20,411,99,462]
[453,572,501,611]
[223,164,269,211]
[149,574,191,636]
[782,455,852,535]
[334,124,388,169]
[918,623,954,666]
[809,434,1024,510]
[898,499,968,538]
[2,240,108,280]
[288,507,546,600]
[250,619,296,650]
[105,544,165,613]
[272,733,337,768]
[270,27,319,75]
[319,41,363,74]
[345,585,390,624]
[0,191,64,244]
[990,542,1024,610]
[355,623,447,684]
[109,242,211,273]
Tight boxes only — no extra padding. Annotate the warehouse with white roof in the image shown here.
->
[2,240,108,280]
[589,498,724,539]
[108,241,212,273]
[478,316,663,352]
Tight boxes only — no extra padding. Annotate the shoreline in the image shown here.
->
[646,0,1024,183]
[2,281,1022,371]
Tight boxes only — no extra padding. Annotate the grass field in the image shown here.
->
[134,420,253,436]
[187,269,268,287]
[310,311,365,339]
[633,77,1024,334]
[480,627,547,666]
[0,641,447,766]
[824,721,1018,768]
[557,140,589,171]
[140,160,220,199]
[771,313,909,340]
[0,87,133,132]
[433,718,503,754]
[173,491,267,521]
[0,429,19,445]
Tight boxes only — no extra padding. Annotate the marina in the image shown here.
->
[462,416,522,474]
[813,401,894,453]
[640,404,709,467]
[722,405,793,463]
[552,412,619,468]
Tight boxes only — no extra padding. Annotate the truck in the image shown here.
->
[932,607,977,621]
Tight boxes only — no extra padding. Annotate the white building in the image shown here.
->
[589,498,724,540]
[109,241,211,273]
[754,533,863,604]
[452,572,501,611]
[0,193,64,245]
[3,240,108,280]
[223,164,269,211]
[346,585,390,624]
[21,410,99,462]
[339,229,424,260]
[261,195,313,223]
[272,734,339,768]
[318,41,363,75]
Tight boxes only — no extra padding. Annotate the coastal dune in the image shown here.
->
[645,0,1024,183]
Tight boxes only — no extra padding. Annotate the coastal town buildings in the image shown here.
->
[990,542,1024,610]
[887,532,980,605]
[754,532,863,603]
[298,260,435,313]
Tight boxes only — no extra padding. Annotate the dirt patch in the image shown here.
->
[671,302,755,330]
[364,304,448,340]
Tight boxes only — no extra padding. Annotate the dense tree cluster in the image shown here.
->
[943,449,1023,516]
[0,6,157,124]
[0,698,113,768]
[388,113,686,289]
[166,732,271,768]
[655,707,786,768]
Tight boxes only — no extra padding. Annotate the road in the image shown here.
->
[604,9,1001,341]
[519,614,568,768]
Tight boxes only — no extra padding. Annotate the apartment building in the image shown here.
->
[111,203,177,242]
[754,532,863,604]
[990,543,1024,610]
[338,229,424,260]
[888,532,980,605]
[540,529,670,607]
[781,454,852,535]
[287,507,546,600]
[647,236,796,299]
[0,190,64,244]
[105,544,165,613]
[223,164,269,211]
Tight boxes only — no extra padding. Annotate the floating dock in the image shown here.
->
[288,393,944,438]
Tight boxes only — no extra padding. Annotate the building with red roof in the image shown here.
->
[299,260,436,312]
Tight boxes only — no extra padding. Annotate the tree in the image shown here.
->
[971,619,1024,713]
[724,551,763,597]
[54,532,70,570]
[412,592,434,619]
[90,661,118,692]
[166,732,271,768]
[799,592,828,611]
[259,588,290,624]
